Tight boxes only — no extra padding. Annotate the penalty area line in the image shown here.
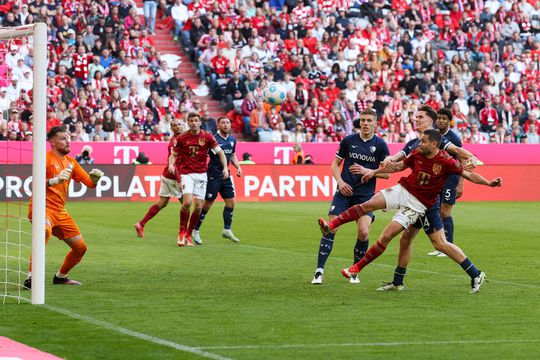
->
[198,338,540,350]
[42,304,234,360]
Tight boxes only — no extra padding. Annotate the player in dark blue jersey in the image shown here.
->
[311,109,390,285]
[191,117,242,245]
[375,105,485,291]
[426,108,463,257]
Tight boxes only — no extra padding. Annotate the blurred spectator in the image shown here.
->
[75,145,95,165]
[527,123,540,144]
[200,111,217,133]
[238,152,255,165]
[271,122,291,142]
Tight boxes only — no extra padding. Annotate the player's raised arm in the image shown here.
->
[361,160,407,183]
[446,143,478,170]
[71,162,103,188]
[460,171,503,187]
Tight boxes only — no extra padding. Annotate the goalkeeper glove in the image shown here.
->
[89,168,104,183]
[48,167,72,186]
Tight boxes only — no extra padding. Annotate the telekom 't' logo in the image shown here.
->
[114,146,139,164]
[273,146,292,164]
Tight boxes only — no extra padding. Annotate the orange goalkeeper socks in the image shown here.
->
[59,239,87,275]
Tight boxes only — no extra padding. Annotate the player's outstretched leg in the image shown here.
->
[320,193,386,234]
[428,230,487,293]
[341,221,403,279]
[136,198,169,238]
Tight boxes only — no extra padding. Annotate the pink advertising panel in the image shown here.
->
[1,142,540,165]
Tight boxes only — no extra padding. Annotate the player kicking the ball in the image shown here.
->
[311,110,389,285]
[134,119,184,238]
[25,126,104,288]
[319,129,502,293]
[170,112,229,247]
[192,117,242,245]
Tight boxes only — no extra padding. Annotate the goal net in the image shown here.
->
[0,23,47,304]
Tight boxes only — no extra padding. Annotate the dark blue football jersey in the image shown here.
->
[207,132,236,177]
[400,134,452,157]
[336,134,389,197]
[440,129,462,159]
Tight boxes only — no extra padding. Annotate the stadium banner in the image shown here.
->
[2,142,540,165]
[1,165,539,202]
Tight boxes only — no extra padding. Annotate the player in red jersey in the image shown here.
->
[170,112,229,246]
[319,130,502,293]
[134,119,184,238]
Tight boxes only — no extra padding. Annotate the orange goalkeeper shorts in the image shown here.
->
[28,208,81,241]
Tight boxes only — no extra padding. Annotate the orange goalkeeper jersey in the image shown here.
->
[30,151,96,213]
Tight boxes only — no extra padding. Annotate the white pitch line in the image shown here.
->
[239,244,540,289]
[198,339,540,350]
[43,304,233,360]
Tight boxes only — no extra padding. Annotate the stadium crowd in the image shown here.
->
[0,0,539,144]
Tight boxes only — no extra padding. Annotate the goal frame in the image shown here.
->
[0,23,47,304]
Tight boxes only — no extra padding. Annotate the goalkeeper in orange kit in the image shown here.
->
[24,126,104,288]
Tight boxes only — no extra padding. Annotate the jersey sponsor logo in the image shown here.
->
[433,163,442,175]
[223,149,234,154]
[348,152,376,162]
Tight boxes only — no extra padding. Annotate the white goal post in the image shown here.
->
[0,23,47,304]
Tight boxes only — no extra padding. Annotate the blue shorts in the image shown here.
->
[440,174,459,205]
[328,191,375,221]
[412,201,443,235]
[205,176,235,201]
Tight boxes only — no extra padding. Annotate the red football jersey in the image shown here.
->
[398,149,463,207]
[173,130,219,175]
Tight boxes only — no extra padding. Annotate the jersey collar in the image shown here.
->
[441,128,451,136]
[359,133,375,142]
[217,131,229,140]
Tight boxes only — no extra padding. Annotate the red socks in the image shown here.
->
[140,204,160,227]
[350,240,387,273]
[329,204,365,229]
[179,208,190,236]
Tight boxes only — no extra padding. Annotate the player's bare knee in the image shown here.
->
[182,200,192,210]
[76,241,88,257]
[440,204,452,218]
[357,227,369,241]
[379,231,394,246]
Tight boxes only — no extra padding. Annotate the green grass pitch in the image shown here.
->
[1,201,540,359]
